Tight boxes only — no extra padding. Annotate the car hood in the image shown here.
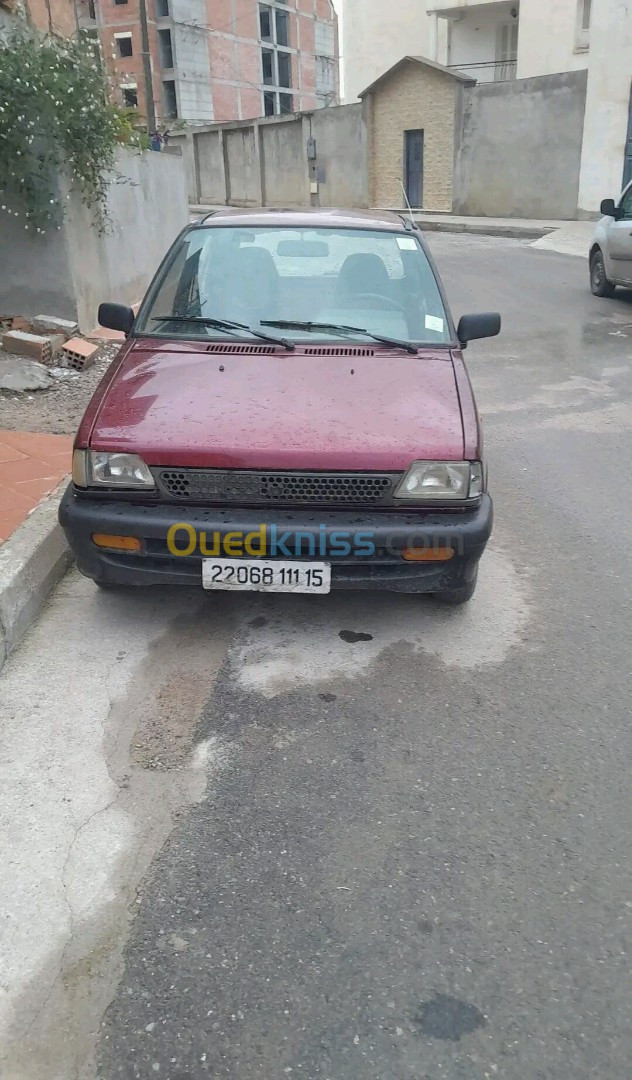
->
[88,341,464,470]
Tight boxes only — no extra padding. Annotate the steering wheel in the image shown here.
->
[351,292,407,313]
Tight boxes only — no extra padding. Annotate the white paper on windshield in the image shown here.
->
[397,237,417,250]
[425,314,444,333]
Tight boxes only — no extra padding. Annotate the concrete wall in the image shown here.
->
[0,211,76,323]
[0,148,189,331]
[260,119,306,206]
[225,125,261,205]
[183,103,369,209]
[169,133,198,206]
[195,130,227,204]
[578,0,632,214]
[453,70,588,219]
[311,104,369,206]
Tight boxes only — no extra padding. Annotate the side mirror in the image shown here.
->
[98,302,135,335]
[457,312,501,347]
[600,198,621,219]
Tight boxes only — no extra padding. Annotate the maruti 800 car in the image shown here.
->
[60,209,500,605]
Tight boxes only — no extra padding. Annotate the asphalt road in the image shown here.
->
[1,234,631,1080]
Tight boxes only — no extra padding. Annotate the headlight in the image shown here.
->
[87,451,155,489]
[394,461,483,501]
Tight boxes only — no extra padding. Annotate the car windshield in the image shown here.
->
[134,225,452,346]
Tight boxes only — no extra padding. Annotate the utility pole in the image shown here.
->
[139,0,157,134]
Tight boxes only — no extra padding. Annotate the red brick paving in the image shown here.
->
[0,430,73,543]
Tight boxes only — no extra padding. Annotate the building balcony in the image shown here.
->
[449,58,517,82]
[432,1,519,83]
[429,0,513,10]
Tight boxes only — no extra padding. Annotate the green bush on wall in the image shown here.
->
[0,30,141,232]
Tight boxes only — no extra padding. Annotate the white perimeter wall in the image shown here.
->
[578,0,632,213]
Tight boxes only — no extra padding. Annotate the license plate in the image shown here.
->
[202,558,331,594]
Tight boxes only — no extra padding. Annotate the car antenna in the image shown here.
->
[399,179,416,229]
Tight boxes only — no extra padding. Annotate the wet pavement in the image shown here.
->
[1,234,631,1080]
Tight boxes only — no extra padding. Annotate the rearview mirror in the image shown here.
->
[276,239,330,257]
[98,302,135,335]
[457,312,501,347]
[600,198,621,219]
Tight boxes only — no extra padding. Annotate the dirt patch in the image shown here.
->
[0,342,120,434]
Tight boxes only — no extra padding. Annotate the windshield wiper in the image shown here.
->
[150,315,295,350]
[261,320,418,354]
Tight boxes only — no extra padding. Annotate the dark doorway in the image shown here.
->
[623,82,632,189]
[404,129,424,208]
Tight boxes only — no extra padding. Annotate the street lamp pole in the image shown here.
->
[139,0,157,134]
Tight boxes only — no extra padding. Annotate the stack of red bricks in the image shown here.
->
[1,314,99,370]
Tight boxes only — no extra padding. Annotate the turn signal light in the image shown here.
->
[402,546,455,562]
[92,533,141,552]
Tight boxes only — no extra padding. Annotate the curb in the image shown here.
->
[413,219,556,240]
[0,481,72,673]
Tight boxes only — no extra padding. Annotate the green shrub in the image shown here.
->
[0,31,138,232]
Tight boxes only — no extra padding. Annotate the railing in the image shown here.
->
[449,60,517,82]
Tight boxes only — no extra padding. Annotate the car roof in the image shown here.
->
[191,207,415,233]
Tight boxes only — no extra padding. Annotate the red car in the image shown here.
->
[60,209,499,604]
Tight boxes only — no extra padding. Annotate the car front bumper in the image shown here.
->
[59,487,493,593]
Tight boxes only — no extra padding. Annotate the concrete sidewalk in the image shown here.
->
[411,213,565,239]
[530,220,594,258]
[190,203,568,240]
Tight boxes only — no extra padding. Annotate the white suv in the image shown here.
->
[589,180,632,296]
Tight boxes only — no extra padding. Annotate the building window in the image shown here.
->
[277,51,291,88]
[576,0,592,50]
[158,28,174,69]
[113,0,128,6]
[259,5,272,41]
[275,9,289,46]
[495,22,518,79]
[88,0,96,18]
[155,0,169,14]
[279,92,293,114]
[116,34,133,58]
[122,86,138,107]
[262,48,274,85]
[264,90,275,116]
[163,80,178,118]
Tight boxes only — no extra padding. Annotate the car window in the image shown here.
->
[619,184,632,221]
[135,226,451,346]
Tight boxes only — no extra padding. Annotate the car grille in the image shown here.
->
[154,468,399,507]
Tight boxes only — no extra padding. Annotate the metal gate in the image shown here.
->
[624,80,632,189]
[404,129,424,209]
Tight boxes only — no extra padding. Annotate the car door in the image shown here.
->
[607,181,632,285]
